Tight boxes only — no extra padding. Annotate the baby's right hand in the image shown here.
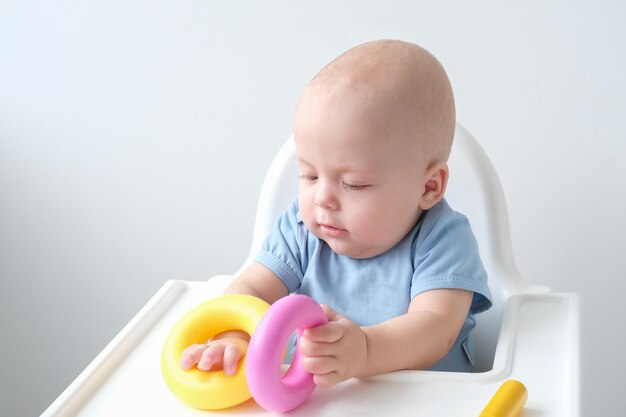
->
[179,330,250,376]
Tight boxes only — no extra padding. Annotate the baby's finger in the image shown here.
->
[299,337,335,357]
[313,372,341,389]
[320,304,340,321]
[180,344,208,370]
[303,322,343,343]
[301,354,338,375]
[197,343,226,371]
[222,344,243,376]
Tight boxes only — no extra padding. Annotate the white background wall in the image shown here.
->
[1,1,624,416]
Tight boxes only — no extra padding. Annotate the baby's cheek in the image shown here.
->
[300,213,321,237]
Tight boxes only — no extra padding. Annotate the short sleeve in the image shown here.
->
[410,201,492,315]
[254,200,309,292]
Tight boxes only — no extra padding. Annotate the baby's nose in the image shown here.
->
[314,180,339,210]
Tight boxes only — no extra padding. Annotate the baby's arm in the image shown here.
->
[179,262,289,373]
[299,289,473,387]
[222,262,290,302]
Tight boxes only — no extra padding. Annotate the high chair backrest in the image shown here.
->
[240,123,529,372]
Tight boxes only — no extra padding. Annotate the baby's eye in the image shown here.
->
[299,174,318,183]
[342,182,367,191]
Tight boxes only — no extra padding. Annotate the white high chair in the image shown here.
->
[41,124,580,417]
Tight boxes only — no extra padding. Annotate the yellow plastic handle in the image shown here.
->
[479,380,528,417]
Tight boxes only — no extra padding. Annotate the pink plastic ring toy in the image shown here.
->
[246,294,328,412]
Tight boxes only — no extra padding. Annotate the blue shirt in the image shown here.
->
[255,198,492,371]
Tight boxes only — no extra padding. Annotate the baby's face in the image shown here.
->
[294,88,428,259]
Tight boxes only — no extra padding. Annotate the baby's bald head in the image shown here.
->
[297,40,455,165]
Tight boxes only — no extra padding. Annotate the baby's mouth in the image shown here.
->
[319,223,347,237]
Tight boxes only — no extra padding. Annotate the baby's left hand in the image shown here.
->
[298,305,367,388]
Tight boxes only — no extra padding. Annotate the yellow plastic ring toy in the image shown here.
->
[161,294,270,410]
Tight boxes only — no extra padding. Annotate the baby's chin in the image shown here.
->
[320,237,383,260]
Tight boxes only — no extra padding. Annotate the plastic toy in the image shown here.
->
[479,380,528,417]
[246,294,328,412]
[161,293,327,412]
[161,294,269,409]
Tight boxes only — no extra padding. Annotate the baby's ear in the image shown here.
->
[419,162,448,210]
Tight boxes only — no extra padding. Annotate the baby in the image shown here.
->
[180,40,492,387]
